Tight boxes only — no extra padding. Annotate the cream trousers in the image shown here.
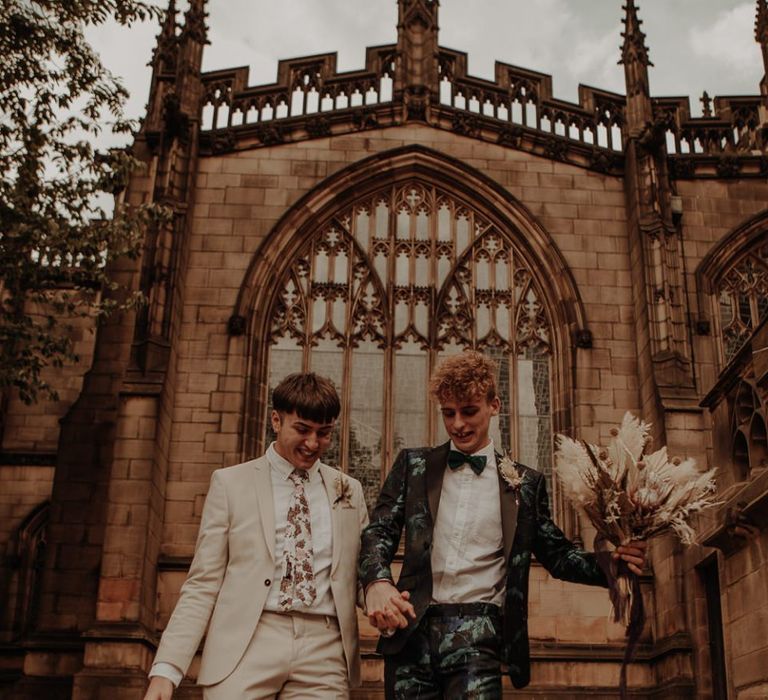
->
[202,610,348,699]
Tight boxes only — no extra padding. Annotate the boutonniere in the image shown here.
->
[498,454,523,502]
[333,473,353,508]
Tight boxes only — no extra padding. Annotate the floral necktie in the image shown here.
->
[279,469,316,610]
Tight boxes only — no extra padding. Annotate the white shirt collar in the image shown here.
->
[266,442,320,481]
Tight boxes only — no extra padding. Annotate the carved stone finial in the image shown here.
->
[180,0,208,45]
[700,90,712,118]
[399,0,440,28]
[619,0,653,68]
[150,0,178,71]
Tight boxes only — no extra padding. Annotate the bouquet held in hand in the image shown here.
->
[554,412,718,696]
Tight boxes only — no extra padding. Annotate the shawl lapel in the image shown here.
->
[253,456,276,563]
[496,451,520,563]
[426,441,451,525]
[319,463,343,577]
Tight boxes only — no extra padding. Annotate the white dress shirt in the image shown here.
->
[150,443,336,687]
[430,441,506,606]
[262,442,335,616]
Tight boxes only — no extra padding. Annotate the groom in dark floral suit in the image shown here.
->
[359,351,646,699]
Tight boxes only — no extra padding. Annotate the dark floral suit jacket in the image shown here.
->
[359,442,607,689]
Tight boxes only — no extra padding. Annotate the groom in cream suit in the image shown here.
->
[144,372,369,699]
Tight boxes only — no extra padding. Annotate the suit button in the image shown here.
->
[424,541,431,550]
[264,579,271,587]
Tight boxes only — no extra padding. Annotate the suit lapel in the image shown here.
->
[497,452,520,563]
[319,463,342,577]
[253,456,276,562]
[426,442,450,525]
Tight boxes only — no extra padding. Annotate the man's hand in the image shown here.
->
[613,540,648,576]
[143,676,174,700]
[365,580,416,633]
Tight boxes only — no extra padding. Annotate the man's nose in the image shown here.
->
[450,414,466,430]
[305,433,319,449]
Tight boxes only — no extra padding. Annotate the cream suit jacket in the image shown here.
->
[153,456,368,687]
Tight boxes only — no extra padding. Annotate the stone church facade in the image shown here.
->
[1,0,767,697]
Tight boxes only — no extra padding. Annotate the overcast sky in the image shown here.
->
[89,0,763,137]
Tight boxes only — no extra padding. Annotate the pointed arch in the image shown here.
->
[697,208,768,366]
[235,145,589,515]
[4,502,49,639]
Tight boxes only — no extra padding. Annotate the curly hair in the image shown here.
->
[428,351,498,403]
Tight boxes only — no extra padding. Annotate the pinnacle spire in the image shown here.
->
[398,0,439,31]
[620,0,653,68]
[180,0,208,45]
[150,0,178,71]
[757,0,768,43]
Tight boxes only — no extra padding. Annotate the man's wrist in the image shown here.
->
[149,662,183,688]
[365,578,395,596]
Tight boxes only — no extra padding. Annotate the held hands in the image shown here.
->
[612,540,648,576]
[143,676,174,700]
[365,580,416,634]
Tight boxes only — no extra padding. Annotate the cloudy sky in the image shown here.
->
[89,0,763,135]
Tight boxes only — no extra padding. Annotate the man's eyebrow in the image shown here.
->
[294,420,334,430]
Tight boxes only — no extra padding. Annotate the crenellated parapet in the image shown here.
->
[197,44,628,175]
[199,46,397,152]
[192,2,768,183]
[655,94,767,179]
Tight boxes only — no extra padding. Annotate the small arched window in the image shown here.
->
[6,502,48,639]
[716,241,768,363]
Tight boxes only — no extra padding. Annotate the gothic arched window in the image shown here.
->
[265,181,554,509]
[716,241,768,363]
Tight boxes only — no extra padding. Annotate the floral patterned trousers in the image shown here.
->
[384,603,502,699]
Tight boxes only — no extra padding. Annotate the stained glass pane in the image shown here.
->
[264,342,305,445]
[517,348,553,502]
[349,341,385,513]
[354,209,370,251]
[393,339,429,452]
[309,339,344,466]
[718,290,734,327]
[488,349,512,454]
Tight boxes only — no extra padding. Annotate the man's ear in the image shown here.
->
[271,410,282,433]
[490,396,502,416]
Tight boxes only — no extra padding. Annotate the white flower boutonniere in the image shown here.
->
[498,454,523,503]
[333,473,354,508]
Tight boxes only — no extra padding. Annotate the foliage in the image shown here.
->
[0,0,165,403]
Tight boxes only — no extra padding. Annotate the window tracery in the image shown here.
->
[265,181,554,509]
[717,241,768,363]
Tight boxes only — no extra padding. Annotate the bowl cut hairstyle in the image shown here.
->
[272,372,341,424]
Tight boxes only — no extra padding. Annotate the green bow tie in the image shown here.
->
[447,450,487,475]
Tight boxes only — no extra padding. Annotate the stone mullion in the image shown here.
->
[506,248,517,457]
[302,239,316,373]
[339,235,355,475]
[383,186,398,472]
